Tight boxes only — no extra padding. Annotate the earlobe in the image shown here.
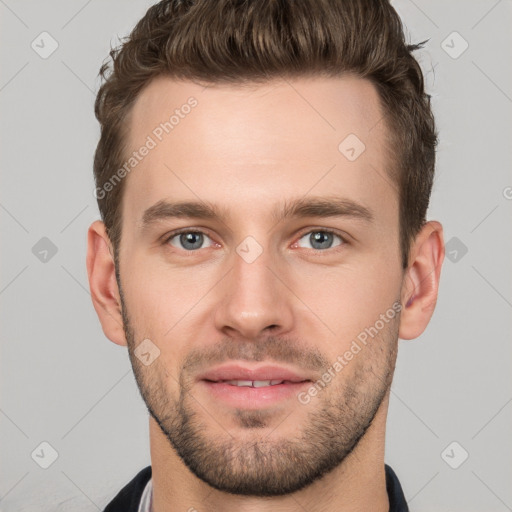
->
[399,221,445,340]
[86,220,127,346]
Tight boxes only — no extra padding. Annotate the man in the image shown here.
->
[86,0,444,510]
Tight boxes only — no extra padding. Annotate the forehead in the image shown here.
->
[121,75,396,230]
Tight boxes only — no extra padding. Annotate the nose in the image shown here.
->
[213,240,294,340]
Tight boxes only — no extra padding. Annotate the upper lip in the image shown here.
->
[197,364,312,383]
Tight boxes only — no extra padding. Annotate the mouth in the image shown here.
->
[197,364,313,408]
[210,379,306,387]
[197,363,312,383]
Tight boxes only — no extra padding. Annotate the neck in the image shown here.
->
[150,392,391,512]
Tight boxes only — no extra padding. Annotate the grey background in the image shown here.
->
[1,1,511,510]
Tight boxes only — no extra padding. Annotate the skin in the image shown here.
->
[87,75,444,512]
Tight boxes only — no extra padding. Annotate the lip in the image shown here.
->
[197,363,311,383]
[196,363,313,409]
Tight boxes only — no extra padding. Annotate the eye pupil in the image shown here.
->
[180,232,203,250]
[310,231,333,250]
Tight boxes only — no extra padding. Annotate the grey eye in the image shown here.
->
[169,231,212,251]
[297,231,343,250]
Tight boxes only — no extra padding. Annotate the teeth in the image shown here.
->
[227,380,254,387]
[252,380,273,388]
[224,380,285,387]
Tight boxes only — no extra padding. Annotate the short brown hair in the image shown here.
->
[94,0,436,269]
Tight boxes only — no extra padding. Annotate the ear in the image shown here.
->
[399,221,445,340]
[86,220,127,346]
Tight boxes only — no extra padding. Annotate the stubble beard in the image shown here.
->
[119,287,399,496]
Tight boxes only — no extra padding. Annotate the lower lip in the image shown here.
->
[199,380,311,408]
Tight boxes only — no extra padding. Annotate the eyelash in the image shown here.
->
[162,227,348,254]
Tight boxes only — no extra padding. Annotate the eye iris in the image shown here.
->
[310,231,333,249]
[180,232,203,250]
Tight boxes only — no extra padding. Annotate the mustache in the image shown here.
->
[181,336,330,376]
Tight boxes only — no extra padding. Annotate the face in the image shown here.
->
[116,75,405,496]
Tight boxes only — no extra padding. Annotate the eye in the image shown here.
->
[166,230,215,251]
[296,229,345,251]
[163,228,346,253]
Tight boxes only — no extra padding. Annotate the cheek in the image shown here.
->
[290,256,402,345]
[122,256,214,339]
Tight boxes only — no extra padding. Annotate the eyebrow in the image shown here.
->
[139,195,374,231]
